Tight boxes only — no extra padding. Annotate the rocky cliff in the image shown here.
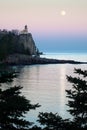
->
[18,33,37,55]
[0,26,84,65]
[0,26,39,60]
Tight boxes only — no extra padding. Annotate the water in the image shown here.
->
[41,52,87,62]
[11,53,87,125]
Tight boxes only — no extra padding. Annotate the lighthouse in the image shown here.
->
[24,25,28,33]
[20,25,28,34]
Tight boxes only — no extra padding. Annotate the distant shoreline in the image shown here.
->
[1,54,87,65]
[41,52,87,63]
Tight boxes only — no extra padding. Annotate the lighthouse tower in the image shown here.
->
[20,25,28,34]
[24,25,28,33]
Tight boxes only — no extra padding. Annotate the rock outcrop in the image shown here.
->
[18,33,37,55]
[0,26,86,65]
[0,26,40,61]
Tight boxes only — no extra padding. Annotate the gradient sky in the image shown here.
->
[0,0,87,52]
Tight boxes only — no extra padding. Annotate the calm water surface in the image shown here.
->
[41,52,87,62]
[11,53,87,124]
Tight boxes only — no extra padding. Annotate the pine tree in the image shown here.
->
[0,70,40,130]
[66,68,87,128]
[37,68,87,130]
[37,112,71,130]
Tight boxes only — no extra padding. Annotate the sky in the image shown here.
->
[0,0,87,53]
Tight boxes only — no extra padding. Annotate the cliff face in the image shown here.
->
[18,33,37,55]
[0,29,39,60]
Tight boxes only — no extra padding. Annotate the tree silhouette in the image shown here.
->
[38,112,71,130]
[66,68,87,129]
[37,68,87,130]
[0,70,17,83]
[1,68,87,130]
[0,70,40,130]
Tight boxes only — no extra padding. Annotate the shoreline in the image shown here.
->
[0,54,87,65]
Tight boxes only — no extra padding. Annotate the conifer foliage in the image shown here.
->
[38,112,70,130]
[37,68,87,130]
[66,68,87,128]
[0,70,40,130]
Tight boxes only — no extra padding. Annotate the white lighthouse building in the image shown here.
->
[20,25,28,34]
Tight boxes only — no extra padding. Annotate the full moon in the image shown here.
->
[60,10,66,16]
